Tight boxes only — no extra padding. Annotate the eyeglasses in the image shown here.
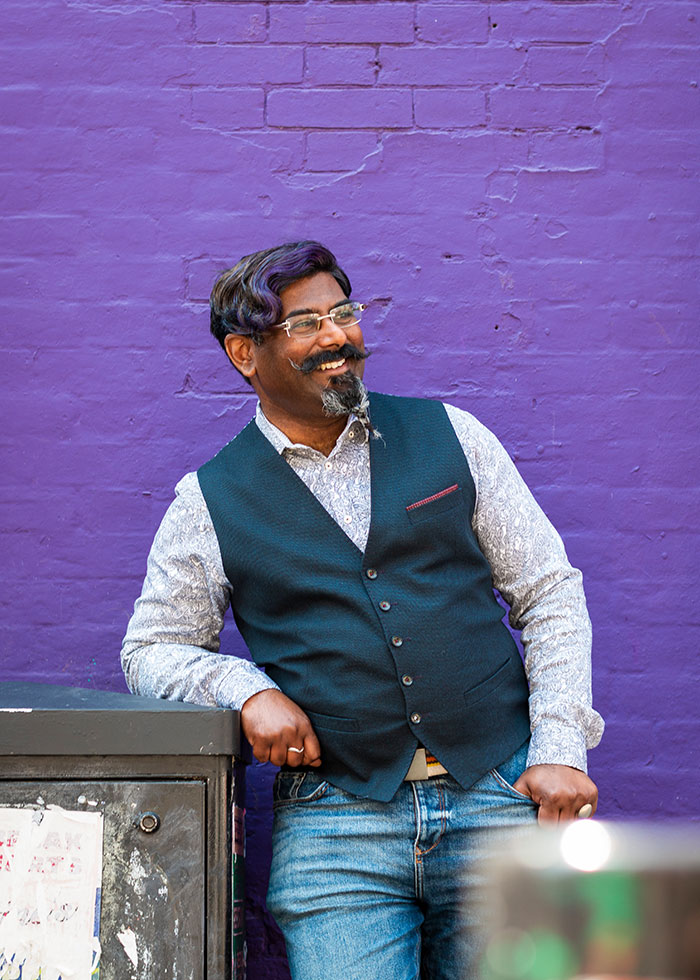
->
[271,301,366,339]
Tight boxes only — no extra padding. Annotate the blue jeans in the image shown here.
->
[266,740,537,980]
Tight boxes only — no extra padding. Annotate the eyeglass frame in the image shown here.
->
[268,301,367,339]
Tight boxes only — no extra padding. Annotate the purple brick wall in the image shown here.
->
[2,1,698,975]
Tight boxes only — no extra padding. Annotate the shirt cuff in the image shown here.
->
[214,665,281,712]
[526,720,589,774]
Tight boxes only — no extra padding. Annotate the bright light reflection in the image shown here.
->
[560,820,612,872]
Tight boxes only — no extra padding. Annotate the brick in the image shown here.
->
[187,43,303,84]
[490,86,601,128]
[380,130,529,172]
[507,254,697,308]
[605,132,699,176]
[2,38,191,87]
[268,3,414,44]
[154,127,305,176]
[306,132,380,171]
[513,170,695,219]
[2,4,190,49]
[192,87,265,128]
[414,89,486,128]
[0,85,189,131]
[543,487,699,535]
[379,44,526,85]
[489,4,622,44]
[527,214,700,260]
[604,43,700,85]
[529,130,604,171]
[266,88,412,128]
[528,43,605,85]
[305,46,377,86]
[416,5,488,44]
[0,173,42,213]
[187,257,233,303]
[194,4,267,43]
[598,83,699,129]
[620,3,700,46]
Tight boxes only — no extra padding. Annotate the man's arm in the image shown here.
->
[121,473,279,709]
[122,472,321,767]
[445,405,604,821]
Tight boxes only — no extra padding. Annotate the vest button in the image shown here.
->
[402,674,413,686]
[366,568,378,580]
[410,712,421,724]
[379,601,391,611]
[391,635,403,647]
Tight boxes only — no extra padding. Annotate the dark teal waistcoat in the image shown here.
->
[198,392,530,802]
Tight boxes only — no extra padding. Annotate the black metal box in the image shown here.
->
[0,682,243,979]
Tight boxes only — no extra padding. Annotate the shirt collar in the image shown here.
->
[254,402,368,456]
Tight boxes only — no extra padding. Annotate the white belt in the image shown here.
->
[404,747,448,781]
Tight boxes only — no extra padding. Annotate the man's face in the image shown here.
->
[230,271,367,432]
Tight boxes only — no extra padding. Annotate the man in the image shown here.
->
[122,240,603,979]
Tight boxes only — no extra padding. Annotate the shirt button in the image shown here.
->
[391,636,403,647]
[366,568,378,580]
[410,712,421,724]
[379,601,391,611]
[344,515,352,524]
[325,461,332,471]
[402,674,413,686]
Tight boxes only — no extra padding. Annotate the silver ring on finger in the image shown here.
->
[577,803,593,819]
[287,746,304,754]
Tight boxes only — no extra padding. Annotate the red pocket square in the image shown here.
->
[406,484,459,511]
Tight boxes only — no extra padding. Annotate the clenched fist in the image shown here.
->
[241,689,322,768]
[513,764,598,823]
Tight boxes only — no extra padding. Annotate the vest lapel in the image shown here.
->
[246,421,365,558]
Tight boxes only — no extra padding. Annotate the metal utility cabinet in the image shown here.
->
[0,682,244,980]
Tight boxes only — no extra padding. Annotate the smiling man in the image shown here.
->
[122,240,604,979]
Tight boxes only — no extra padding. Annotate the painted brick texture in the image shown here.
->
[2,1,698,977]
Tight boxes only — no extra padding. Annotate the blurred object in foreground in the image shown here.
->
[481,822,700,980]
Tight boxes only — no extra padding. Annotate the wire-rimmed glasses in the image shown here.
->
[270,301,366,339]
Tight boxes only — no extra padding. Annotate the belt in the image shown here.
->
[404,747,448,781]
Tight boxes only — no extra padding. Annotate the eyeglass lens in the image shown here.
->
[287,303,363,337]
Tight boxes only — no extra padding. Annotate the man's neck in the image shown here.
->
[259,406,349,456]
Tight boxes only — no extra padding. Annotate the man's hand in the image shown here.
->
[241,689,322,768]
[512,764,598,824]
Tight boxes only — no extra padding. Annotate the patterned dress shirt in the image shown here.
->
[122,401,604,773]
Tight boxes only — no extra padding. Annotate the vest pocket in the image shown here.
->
[462,658,511,708]
[406,485,463,524]
[305,709,360,733]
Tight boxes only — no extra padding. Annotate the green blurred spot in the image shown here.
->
[482,928,578,980]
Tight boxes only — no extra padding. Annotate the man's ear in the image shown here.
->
[224,334,257,380]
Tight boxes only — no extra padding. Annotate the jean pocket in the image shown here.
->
[273,770,329,809]
[490,741,535,803]
[490,767,535,803]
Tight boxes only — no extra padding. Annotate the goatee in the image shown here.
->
[321,373,381,439]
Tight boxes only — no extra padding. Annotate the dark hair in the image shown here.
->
[209,240,352,349]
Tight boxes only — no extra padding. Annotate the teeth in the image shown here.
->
[319,358,345,371]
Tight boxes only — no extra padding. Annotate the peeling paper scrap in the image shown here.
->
[117,928,138,968]
[0,805,103,980]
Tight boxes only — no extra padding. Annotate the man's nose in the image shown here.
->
[316,313,348,346]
